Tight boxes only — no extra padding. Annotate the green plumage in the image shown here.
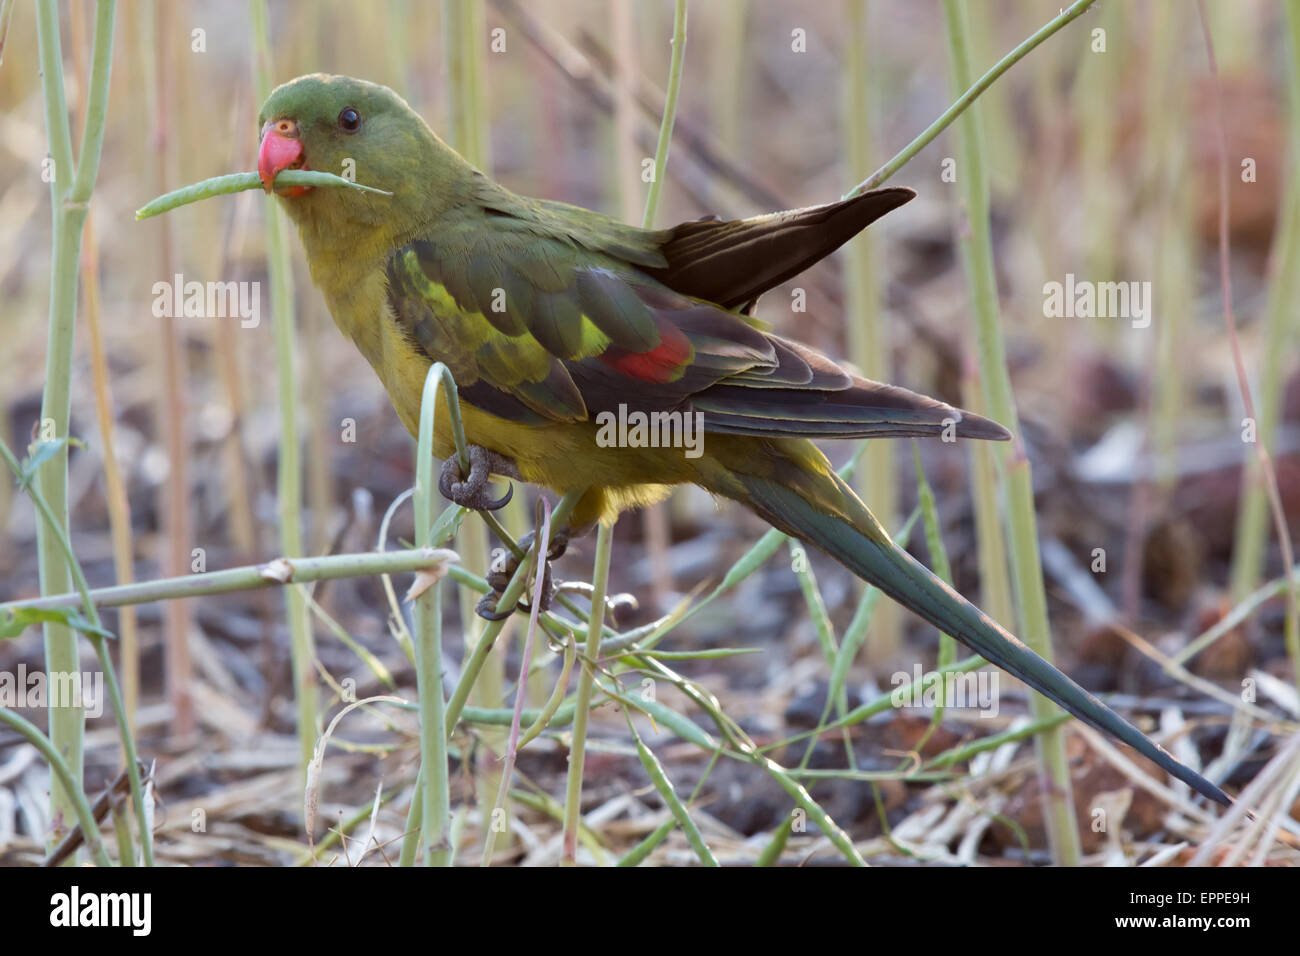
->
[256,73,1233,810]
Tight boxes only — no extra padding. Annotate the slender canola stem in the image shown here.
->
[941,0,1081,865]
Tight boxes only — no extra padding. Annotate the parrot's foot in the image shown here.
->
[474,593,518,622]
[438,445,517,511]
[475,528,571,621]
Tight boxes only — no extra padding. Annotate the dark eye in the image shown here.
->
[338,108,361,132]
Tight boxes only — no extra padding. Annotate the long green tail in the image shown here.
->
[730,467,1232,808]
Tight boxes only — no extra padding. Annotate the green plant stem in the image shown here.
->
[398,765,423,868]
[68,2,115,207]
[33,0,116,857]
[85,639,149,864]
[111,805,133,865]
[1225,256,1294,602]
[631,655,866,865]
[561,520,614,865]
[516,618,577,749]
[413,365,454,867]
[1180,562,1300,669]
[134,170,390,220]
[443,0,490,170]
[641,0,687,226]
[1,548,459,615]
[847,0,1098,197]
[398,362,524,866]
[924,711,1072,771]
[844,0,899,663]
[1,439,152,866]
[34,23,81,854]
[0,709,110,867]
[909,445,959,757]
[36,2,74,181]
[1077,0,1121,336]
[481,501,549,866]
[626,717,717,866]
[964,380,1016,627]
[398,489,580,867]
[443,491,583,731]
[1144,5,1194,493]
[251,0,318,785]
[941,0,1080,865]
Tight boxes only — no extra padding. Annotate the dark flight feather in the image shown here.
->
[644,187,916,310]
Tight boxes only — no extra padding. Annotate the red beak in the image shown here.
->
[258,121,310,196]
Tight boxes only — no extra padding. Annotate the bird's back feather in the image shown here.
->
[382,185,1006,445]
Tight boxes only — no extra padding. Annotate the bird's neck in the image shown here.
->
[285,131,479,274]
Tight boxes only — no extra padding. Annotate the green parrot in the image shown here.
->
[256,74,1230,808]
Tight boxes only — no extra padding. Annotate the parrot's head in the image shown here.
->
[257,74,471,236]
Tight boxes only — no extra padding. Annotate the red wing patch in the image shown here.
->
[596,318,693,383]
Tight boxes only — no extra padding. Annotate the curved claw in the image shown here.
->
[485,568,513,593]
[475,594,516,622]
[517,528,570,561]
[482,479,514,511]
[544,529,569,561]
[439,446,516,512]
[437,460,458,502]
[480,535,559,620]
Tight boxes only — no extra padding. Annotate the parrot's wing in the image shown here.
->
[384,189,1004,441]
[384,219,772,423]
